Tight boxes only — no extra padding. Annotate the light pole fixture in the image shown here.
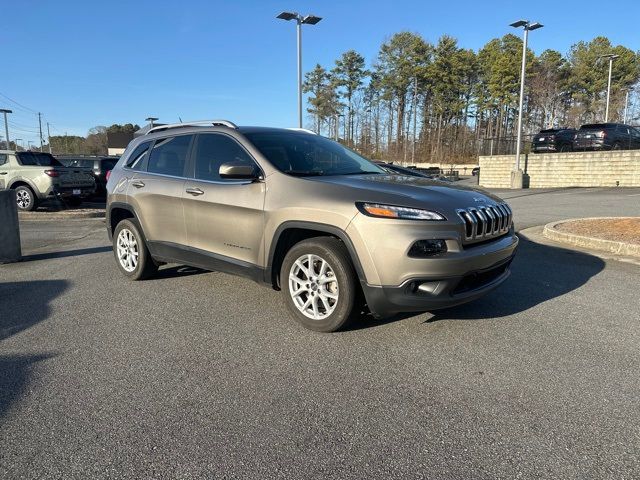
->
[145,117,159,128]
[27,140,35,150]
[510,20,543,178]
[0,108,12,150]
[277,11,323,129]
[598,54,620,122]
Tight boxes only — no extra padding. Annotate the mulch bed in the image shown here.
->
[555,218,640,245]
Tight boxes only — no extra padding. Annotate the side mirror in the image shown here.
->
[219,161,260,180]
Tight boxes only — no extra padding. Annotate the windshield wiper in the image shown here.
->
[338,171,384,176]
[284,169,324,176]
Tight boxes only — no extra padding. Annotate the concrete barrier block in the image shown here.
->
[0,190,22,263]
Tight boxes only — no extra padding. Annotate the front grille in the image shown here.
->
[456,203,512,243]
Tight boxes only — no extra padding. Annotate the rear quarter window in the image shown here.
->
[124,141,152,171]
[0,154,7,166]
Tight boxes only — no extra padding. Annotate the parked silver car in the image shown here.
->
[106,121,518,332]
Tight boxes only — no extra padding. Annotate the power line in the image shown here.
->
[0,92,38,114]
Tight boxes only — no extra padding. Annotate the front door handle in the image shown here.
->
[0,172,7,175]
[186,187,204,196]
[131,180,145,188]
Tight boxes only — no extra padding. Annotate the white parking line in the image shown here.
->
[627,193,640,196]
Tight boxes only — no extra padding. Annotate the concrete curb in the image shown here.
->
[543,217,640,258]
[18,210,105,221]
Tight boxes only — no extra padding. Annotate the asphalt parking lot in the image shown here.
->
[1,187,639,479]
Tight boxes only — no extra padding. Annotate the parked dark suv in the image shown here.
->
[531,128,576,153]
[573,123,640,151]
[58,156,119,196]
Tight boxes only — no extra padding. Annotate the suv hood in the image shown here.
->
[309,174,504,207]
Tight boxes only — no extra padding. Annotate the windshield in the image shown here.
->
[243,131,386,176]
[16,152,63,167]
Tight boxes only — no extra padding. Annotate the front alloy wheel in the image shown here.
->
[281,237,358,332]
[289,254,339,320]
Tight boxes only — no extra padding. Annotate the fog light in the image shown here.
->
[408,239,447,258]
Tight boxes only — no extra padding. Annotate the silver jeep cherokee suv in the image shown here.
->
[106,120,518,332]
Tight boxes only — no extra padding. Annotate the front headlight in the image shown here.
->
[356,202,446,221]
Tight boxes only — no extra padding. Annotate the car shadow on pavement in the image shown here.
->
[151,265,208,280]
[21,246,112,262]
[426,234,606,322]
[0,280,67,419]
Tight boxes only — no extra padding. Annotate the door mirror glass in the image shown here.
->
[219,161,259,179]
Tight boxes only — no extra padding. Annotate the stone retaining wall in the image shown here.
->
[479,151,640,188]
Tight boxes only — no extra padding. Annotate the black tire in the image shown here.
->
[281,237,358,332]
[14,185,38,211]
[560,144,572,152]
[612,142,622,150]
[112,219,158,280]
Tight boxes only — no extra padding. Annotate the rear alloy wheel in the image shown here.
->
[612,142,622,150]
[15,186,37,211]
[281,237,357,332]
[113,219,158,280]
[560,144,572,152]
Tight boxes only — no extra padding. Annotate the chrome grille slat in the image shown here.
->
[456,202,512,243]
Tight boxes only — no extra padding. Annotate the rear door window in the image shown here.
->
[0,154,7,166]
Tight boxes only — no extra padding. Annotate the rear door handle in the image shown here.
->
[0,172,7,175]
[186,187,204,196]
[131,180,145,188]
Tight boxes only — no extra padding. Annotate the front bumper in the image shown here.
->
[347,212,520,318]
[362,250,516,318]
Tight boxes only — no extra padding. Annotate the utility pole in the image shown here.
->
[0,109,12,150]
[38,112,44,151]
[47,122,52,154]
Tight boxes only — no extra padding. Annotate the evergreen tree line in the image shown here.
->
[303,33,640,164]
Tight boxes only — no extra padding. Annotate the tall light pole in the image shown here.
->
[277,11,322,128]
[622,87,632,123]
[510,20,543,178]
[0,108,12,150]
[598,54,620,122]
[14,138,22,151]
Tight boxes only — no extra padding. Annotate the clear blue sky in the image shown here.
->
[2,0,639,145]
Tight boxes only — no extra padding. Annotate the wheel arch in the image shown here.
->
[267,221,366,290]
[8,178,39,195]
[107,202,139,240]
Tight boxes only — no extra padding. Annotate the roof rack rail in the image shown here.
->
[287,127,318,135]
[146,119,238,135]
